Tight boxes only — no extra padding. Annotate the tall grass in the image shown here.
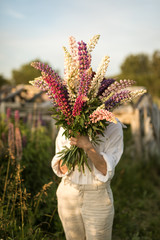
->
[112,125,160,240]
[0,109,63,240]
[0,110,160,239]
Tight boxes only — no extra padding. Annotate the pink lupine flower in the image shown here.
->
[31,61,63,83]
[15,127,22,161]
[89,109,117,124]
[6,108,11,122]
[43,74,72,119]
[14,110,20,126]
[78,68,93,96]
[31,62,72,120]
[72,95,88,117]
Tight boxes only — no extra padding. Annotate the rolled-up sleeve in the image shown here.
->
[93,121,124,182]
[51,127,71,177]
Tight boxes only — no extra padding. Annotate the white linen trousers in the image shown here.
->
[56,177,114,240]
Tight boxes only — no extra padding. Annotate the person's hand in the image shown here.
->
[59,160,68,174]
[70,135,92,152]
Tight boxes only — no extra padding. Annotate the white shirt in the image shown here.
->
[51,119,124,184]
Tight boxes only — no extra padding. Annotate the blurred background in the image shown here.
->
[0,0,160,239]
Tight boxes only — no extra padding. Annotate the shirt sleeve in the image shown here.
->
[92,120,124,182]
[51,127,71,177]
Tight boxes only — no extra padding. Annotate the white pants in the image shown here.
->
[56,178,114,240]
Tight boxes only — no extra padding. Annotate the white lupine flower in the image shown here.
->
[89,56,110,97]
[87,34,100,53]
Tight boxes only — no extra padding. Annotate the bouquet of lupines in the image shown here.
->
[30,34,146,172]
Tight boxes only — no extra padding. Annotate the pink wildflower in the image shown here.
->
[89,109,117,124]
[15,127,22,161]
[72,95,87,117]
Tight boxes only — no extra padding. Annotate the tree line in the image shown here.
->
[0,50,160,98]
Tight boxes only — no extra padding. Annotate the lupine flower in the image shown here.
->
[89,56,110,97]
[77,41,91,78]
[15,127,22,161]
[78,68,93,96]
[97,78,115,96]
[89,109,117,124]
[30,77,56,103]
[105,90,132,110]
[72,95,88,117]
[31,61,63,84]
[30,34,147,172]
[43,74,72,119]
[6,108,11,121]
[101,79,135,100]
[31,62,72,120]
[8,122,15,160]
[129,89,147,99]
[63,46,74,82]
[14,110,20,126]
[69,36,78,63]
[87,34,100,53]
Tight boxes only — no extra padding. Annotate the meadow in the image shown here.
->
[0,109,160,240]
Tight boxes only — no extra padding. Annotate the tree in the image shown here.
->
[11,59,43,85]
[117,51,160,98]
[0,75,10,89]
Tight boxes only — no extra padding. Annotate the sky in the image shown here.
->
[0,0,160,79]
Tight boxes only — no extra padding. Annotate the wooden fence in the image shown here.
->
[1,93,160,158]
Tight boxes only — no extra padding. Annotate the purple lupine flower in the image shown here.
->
[78,68,93,96]
[77,41,91,77]
[105,90,131,111]
[102,79,135,98]
[14,110,19,126]
[32,78,56,104]
[97,78,115,96]
[31,62,63,84]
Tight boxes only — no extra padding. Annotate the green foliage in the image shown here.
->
[111,126,160,240]
[117,51,160,98]
[11,59,46,85]
[0,74,11,88]
[0,112,64,240]
[1,111,160,239]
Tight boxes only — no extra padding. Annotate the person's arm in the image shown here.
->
[59,159,68,174]
[51,128,70,176]
[70,135,107,175]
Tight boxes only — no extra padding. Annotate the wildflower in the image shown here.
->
[89,56,110,97]
[97,78,115,96]
[15,127,23,161]
[89,109,117,124]
[87,34,100,53]
[101,79,135,100]
[8,122,15,160]
[14,110,20,126]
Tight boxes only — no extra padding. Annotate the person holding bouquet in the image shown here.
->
[51,119,124,240]
[30,34,146,240]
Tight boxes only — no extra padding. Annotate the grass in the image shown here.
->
[111,126,160,240]
[0,111,160,239]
